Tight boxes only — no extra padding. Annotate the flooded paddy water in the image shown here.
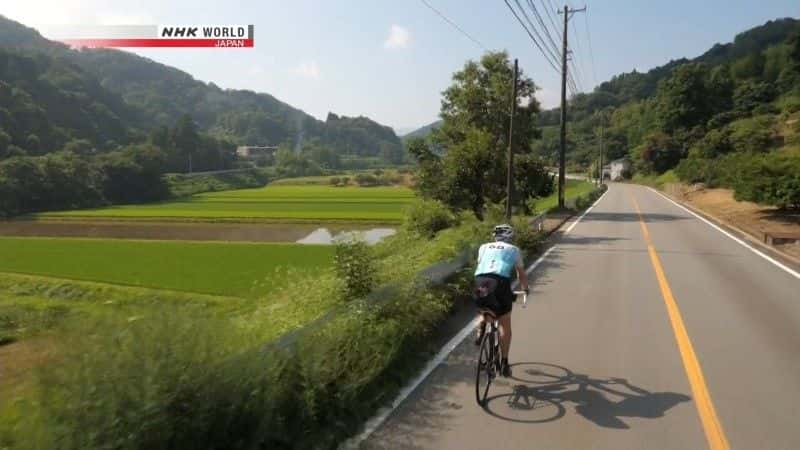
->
[0,220,395,245]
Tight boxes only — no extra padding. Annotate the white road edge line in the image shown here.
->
[340,187,609,449]
[565,187,608,234]
[647,187,800,280]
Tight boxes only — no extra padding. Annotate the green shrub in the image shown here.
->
[689,128,732,158]
[11,307,271,450]
[354,173,378,186]
[655,170,679,186]
[707,110,742,129]
[675,157,720,185]
[733,81,776,114]
[165,169,270,197]
[379,172,402,185]
[728,115,776,153]
[334,240,377,300]
[753,103,779,116]
[778,94,800,114]
[329,176,341,186]
[511,216,543,255]
[403,198,458,237]
[731,150,800,209]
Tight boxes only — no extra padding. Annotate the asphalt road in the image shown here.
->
[362,183,800,450]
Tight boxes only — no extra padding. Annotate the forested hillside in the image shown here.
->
[0,15,403,161]
[0,15,408,217]
[535,18,800,209]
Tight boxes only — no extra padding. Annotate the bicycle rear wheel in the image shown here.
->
[475,332,495,406]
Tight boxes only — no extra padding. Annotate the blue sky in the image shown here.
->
[4,0,799,133]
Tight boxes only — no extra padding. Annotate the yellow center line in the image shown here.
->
[630,193,730,450]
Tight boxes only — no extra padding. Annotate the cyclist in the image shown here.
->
[473,224,529,377]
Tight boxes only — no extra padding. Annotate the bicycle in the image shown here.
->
[475,290,527,406]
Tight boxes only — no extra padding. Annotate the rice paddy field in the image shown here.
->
[0,237,333,298]
[34,185,415,222]
[1,183,407,352]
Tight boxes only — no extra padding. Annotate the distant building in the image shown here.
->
[236,146,278,159]
[603,158,631,181]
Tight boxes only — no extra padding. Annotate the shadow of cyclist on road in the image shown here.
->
[486,362,690,429]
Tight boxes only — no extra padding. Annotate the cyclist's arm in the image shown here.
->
[515,253,529,292]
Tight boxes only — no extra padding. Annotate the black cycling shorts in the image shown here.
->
[474,273,513,317]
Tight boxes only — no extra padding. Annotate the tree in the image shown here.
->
[732,81,775,114]
[274,145,322,177]
[790,29,800,70]
[171,114,200,172]
[0,130,11,159]
[632,132,682,174]
[414,51,547,218]
[62,139,95,156]
[707,65,734,113]
[731,52,766,80]
[301,140,340,169]
[98,144,168,203]
[514,154,554,212]
[655,63,715,133]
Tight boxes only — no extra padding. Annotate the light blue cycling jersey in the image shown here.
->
[474,241,523,278]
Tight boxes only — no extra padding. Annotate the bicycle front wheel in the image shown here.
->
[475,332,494,406]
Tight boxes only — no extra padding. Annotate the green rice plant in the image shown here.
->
[36,185,415,223]
[0,238,333,298]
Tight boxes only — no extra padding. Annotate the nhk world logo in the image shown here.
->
[45,24,255,48]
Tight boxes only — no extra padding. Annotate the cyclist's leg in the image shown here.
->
[473,275,498,345]
[474,314,486,345]
[498,312,512,359]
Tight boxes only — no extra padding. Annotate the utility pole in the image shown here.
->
[558,4,586,208]
[505,58,519,220]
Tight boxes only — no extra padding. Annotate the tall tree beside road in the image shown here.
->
[410,51,551,218]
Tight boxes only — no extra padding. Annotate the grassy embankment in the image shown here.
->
[0,212,492,449]
[531,179,598,212]
[632,170,680,190]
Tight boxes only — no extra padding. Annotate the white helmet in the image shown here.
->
[493,224,514,242]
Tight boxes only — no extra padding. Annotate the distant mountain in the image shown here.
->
[0,15,403,160]
[402,120,442,140]
[393,126,417,136]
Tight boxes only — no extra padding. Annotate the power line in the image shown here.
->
[584,9,598,86]
[544,0,561,34]
[526,0,561,56]
[419,0,488,52]
[513,0,561,64]
[569,57,584,92]
[569,14,587,92]
[540,0,580,96]
[502,0,561,74]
